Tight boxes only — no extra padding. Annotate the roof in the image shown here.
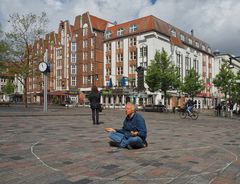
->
[170,36,185,48]
[105,15,212,54]
[89,15,110,31]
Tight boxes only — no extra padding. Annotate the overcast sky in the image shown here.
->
[1,0,240,56]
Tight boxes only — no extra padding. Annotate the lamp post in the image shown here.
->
[140,43,148,68]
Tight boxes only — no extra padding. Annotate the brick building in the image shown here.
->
[28,12,215,109]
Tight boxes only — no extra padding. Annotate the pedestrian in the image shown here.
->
[216,103,222,116]
[105,102,148,149]
[88,85,101,125]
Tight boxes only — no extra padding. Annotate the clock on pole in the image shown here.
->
[38,62,48,73]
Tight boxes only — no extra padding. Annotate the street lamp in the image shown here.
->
[140,43,148,68]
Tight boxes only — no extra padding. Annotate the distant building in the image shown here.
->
[28,12,237,109]
[102,15,214,109]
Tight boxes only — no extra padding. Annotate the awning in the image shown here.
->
[48,91,67,96]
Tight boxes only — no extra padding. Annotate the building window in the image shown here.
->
[106,55,111,64]
[106,43,111,52]
[185,56,191,75]
[129,37,137,47]
[91,50,94,59]
[129,24,137,33]
[106,68,111,75]
[83,40,88,48]
[202,45,206,51]
[193,58,199,73]
[140,46,148,57]
[83,52,88,60]
[171,29,176,37]
[71,53,76,63]
[117,28,124,37]
[83,24,88,36]
[105,30,112,39]
[129,65,136,74]
[117,53,123,62]
[130,51,137,60]
[83,76,88,84]
[71,42,76,52]
[188,38,192,45]
[83,64,87,72]
[61,29,65,45]
[117,66,123,75]
[117,40,123,49]
[91,38,94,47]
[195,41,199,48]
[180,33,185,41]
[71,65,76,74]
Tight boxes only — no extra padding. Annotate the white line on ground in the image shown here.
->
[30,139,60,172]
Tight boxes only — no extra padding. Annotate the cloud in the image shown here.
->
[0,0,239,55]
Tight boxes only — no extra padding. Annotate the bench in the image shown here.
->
[0,102,11,107]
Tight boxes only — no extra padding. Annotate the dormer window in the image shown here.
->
[188,38,192,45]
[195,41,199,48]
[202,45,206,51]
[117,28,124,37]
[180,33,185,41]
[105,30,112,39]
[208,47,211,53]
[129,24,137,33]
[171,29,176,37]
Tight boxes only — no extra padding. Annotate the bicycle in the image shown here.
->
[178,107,199,120]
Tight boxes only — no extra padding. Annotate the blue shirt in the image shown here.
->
[116,112,147,140]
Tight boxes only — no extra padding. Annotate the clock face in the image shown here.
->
[39,62,48,72]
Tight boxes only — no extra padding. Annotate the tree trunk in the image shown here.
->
[164,91,167,106]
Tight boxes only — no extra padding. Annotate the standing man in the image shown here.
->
[105,102,147,149]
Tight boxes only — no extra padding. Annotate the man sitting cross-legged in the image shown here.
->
[105,102,148,149]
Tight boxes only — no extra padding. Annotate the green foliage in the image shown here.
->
[213,62,235,99]
[181,68,204,98]
[2,80,15,95]
[145,49,180,104]
[0,23,10,63]
[231,70,240,103]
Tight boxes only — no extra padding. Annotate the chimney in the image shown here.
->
[191,29,194,37]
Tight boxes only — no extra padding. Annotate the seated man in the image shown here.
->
[105,102,147,149]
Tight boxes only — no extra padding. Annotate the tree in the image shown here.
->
[2,79,15,95]
[231,70,240,103]
[213,62,235,99]
[145,49,180,105]
[5,12,48,107]
[0,23,10,72]
[181,68,204,99]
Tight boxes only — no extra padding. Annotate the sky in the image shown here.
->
[0,0,240,56]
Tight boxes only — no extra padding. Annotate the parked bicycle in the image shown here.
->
[178,107,199,120]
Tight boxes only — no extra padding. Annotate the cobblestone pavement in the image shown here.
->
[0,105,240,184]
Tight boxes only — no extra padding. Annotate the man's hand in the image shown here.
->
[105,128,116,132]
[131,131,138,136]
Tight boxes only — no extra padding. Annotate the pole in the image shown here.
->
[44,73,48,112]
[43,50,48,112]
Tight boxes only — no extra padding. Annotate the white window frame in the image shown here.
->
[117,28,124,37]
[129,24,137,33]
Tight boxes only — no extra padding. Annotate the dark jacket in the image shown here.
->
[116,113,147,141]
[88,92,101,109]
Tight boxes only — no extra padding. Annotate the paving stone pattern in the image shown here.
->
[0,105,240,183]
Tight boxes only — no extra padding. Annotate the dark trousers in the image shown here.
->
[91,108,99,124]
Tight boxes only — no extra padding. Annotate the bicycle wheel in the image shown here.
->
[191,111,199,120]
[179,111,187,119]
